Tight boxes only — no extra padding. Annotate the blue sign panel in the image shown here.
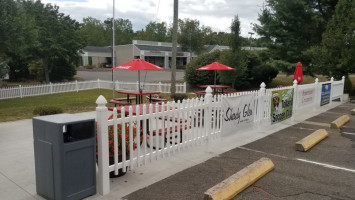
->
[320,83,331,106]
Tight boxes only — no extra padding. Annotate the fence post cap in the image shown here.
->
[342,76,345,80]
[205,86,213,94]
[315,78,319,83]
[260,82,266,88]
[293,80,298,85]
[331,77,334,81]
[96,95,107,106]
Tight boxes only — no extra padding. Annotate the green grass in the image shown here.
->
[0,89,196,122]
[270,76,331,88]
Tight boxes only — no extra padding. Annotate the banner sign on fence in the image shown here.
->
[320,83,331,106]
[222,94,255,135]
[271,88,294,124]
[297,88,315,108]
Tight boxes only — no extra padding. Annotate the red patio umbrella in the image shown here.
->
[196,62,235,85]
[112,59,164,91]
[293,62,304,84]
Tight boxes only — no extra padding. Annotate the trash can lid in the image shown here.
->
[33,113,94,124]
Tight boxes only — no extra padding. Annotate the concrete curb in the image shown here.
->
[351,108,355,115]
[295,129,328,152]
[204,157,274,200]
[331,115,350,129]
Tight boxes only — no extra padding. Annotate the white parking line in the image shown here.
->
[296,159,355,173]
[238,147,355,174]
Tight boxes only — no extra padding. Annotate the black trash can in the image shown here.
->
[33,114,96,200]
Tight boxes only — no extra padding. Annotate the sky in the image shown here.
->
[41,0,265,38]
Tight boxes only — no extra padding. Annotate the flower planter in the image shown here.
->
[109,156,129,178]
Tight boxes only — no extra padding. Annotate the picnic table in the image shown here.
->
[117,90,161,104]
[108,103,188,148]
[199,85,231,94]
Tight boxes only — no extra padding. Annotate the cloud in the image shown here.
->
[42,0,263,37]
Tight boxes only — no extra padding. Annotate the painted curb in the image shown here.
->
[204,157,274,200]
[351,108,355,115]
[295,129,328,152]
[330,115,350,129]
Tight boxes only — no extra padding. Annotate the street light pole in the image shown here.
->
[112,0,115,98]
[248,32,254,50]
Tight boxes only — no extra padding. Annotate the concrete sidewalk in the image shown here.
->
[0,102,352,200]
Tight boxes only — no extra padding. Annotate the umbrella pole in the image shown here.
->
[112,68,115,99]
[214,71,217,86]
[138,70,141,92]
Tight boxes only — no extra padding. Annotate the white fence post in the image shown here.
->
[258,82,266,123]
[330,77,334,105]
[49,82,53,94]
[204,86,213,150]
[314,78,319,110]
[158,82,162,92]
[342,76,345,102]
[19,85,23,98]
[259,82,266,94]
[75,80,79,92]
[292,80,298,117]
[95,95,110,195]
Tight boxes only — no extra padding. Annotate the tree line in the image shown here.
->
[1,0,354,87]
[0,0,257,83]
[186,0,354,91]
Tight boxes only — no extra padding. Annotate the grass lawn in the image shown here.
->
[269,75,355,88]
[269,75,329,88]
[0,89,196,122]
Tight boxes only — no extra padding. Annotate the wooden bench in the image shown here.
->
[146,96,167,104]
[109,99,132,107]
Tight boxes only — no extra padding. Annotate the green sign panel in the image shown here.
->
[271,88,294,124]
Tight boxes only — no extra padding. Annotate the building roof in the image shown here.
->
[83,46,111,53]
[135,44,183,52]
[205,45,218,53]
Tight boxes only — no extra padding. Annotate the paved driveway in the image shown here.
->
[124,103,355,200]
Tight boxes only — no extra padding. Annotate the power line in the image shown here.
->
[155,0,161,21]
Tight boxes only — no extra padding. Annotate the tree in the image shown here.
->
[137,21,168,42]
[185,51,221,86]
[178,19,205,55]
[311,0,355,79]
[253,0,337,70]
[22,0,85,83]
[114,18,134,45]
[78,17,108,46]
[219,16,249,89]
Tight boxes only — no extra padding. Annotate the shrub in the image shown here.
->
[251,64,279,85]
[84,65,95,69]
[185,51,221,86]
[344,77,352,94]
[171,93,187,103]
[33,106,63,116]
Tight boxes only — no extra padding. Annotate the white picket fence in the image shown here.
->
[95,76,345,195]
[0,79,187,100]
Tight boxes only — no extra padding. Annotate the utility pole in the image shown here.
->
[171,0,178,95]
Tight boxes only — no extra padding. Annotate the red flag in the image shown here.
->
[293,62,303,84]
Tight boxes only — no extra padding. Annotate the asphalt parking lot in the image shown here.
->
[124,102,355,200]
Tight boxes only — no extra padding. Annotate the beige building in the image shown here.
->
[80,40,231,69]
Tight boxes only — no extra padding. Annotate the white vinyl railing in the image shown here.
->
[95,76,345,195]
[0,79,187,100]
